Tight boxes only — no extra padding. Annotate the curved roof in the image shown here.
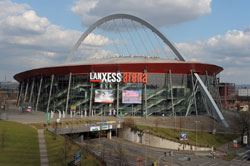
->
[14,57,223,82]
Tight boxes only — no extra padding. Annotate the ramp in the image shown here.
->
[194,73,229,127]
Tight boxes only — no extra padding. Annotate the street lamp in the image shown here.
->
[195,120,200,150]
[157,152,167,166]
[144,129,149,166]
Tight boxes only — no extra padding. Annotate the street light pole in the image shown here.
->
[157,152,167,166]
[195,121,197,150]
[195,120,200,150]
[144,130,149,166]
[145,130,147,166]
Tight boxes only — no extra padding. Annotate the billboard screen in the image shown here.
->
[122,90,142,104]
[94,89,114,103]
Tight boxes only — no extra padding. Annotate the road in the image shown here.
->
[82,137,250,166]
[1,107,118,124]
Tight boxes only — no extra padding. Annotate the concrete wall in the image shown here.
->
[121,128,211,151]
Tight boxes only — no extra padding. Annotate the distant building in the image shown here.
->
[0,81,19,101]
[219,82,236,110]
[237,87,250,100]
[0,81,18,91]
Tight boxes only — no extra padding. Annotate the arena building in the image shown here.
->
[14,14,228,127]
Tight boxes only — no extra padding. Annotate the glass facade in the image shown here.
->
[17,72,221,117]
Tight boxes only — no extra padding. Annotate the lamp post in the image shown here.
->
[144,129,149,166]
[145,130,147,166]
[195,120,200,150]
[157,152,167,166]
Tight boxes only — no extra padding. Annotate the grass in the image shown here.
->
[134,125,238,148]
[0,120,100,166]
[0,120,40,166]
[30,119,100,129]
[45,130,100,166]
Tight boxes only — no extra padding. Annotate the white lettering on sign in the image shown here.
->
[90,72,147,83]
[90,72,122,83]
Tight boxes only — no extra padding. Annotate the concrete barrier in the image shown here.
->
[121,128,211,151]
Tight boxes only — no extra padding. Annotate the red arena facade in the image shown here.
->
[14,14,228,127]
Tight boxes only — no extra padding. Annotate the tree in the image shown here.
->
[234,111,250,144]
[114,141,127,166]
[153,118,161,132]
[123,118,135,128]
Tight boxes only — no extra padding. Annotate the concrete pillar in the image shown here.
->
[80,110,83,118]
[62,111,65,118]
[84,92,87,115]
[144,83,147,117]
[169,70,175,116]
[51,111,54,119]
[84,109,87,117]
[80,134,84,143]
[107,130,112,139]
[24,81,29,103]
[144,69,147,117]
[35,77,43,112]
[191,70,198,116]
[89,83,93,116]
[29,79,35,106]
[17,82,23,106]
[58,110,61,119]
[46,75,54,114]
[65,73,72,115]
[169,70,176,130]
[116,82,119,116]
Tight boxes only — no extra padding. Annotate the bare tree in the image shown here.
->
[52,122,58,140]
[123,118,135,129]
[234,111,250,144]
[114,141,128,166]
[153,118,161,131]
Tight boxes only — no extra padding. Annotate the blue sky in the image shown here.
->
[166,0,250,42]
[14,0,250,42]
[14,0,83,30]
[1,0,250,84]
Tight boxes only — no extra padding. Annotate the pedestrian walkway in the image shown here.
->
[38,129,49,166]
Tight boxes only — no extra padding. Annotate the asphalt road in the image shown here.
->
[82,137,250,166]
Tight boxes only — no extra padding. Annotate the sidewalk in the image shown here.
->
[38,129,49,166]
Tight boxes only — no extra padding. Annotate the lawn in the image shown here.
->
[30,119,100,129]
[0,120,40,166]
[134,125,238,148]
[0,120,100,166]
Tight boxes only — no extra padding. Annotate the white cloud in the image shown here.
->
[1,0,249,86]
[0,0,111,81]
[84,33,110,46]
[1,10,49,35]
[176,29,250,84]
[0,0,29,18]
[71,0,211,27]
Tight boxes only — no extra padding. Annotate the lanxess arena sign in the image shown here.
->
[90,72,147,84]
